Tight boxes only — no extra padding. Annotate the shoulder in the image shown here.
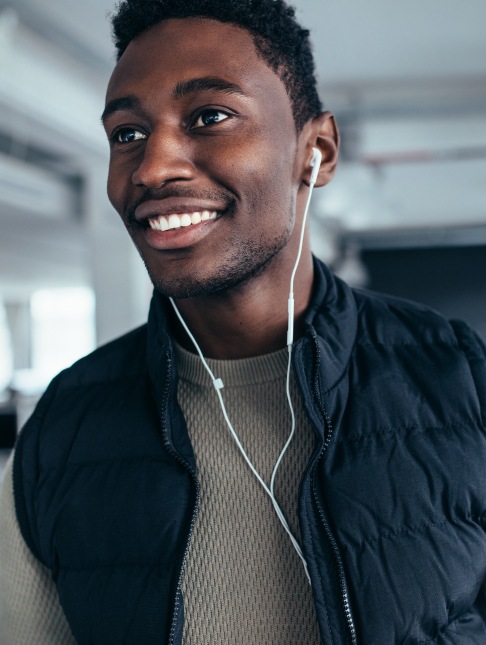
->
[14,322,151,449]
[350,286,486,423]
[13,323,150,435]
[352,285,486,364]
[54,323,149,390]
[351,287,462,346]
[12,324,152,561]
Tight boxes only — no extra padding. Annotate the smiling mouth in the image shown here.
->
[147,210,218,232]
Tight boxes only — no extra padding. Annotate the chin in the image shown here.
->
[145,243,284,301]
[148,267,256,300]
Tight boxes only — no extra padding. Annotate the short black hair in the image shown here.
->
[111,0,323,131]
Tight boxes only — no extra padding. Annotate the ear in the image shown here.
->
[301,111,340,188]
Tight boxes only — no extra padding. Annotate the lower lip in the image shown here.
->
[139,217,220,251]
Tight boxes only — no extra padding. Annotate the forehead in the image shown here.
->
[106,17,289,106]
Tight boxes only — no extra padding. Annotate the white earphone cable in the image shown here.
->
[169,148,321,586]
[170,297,310,582]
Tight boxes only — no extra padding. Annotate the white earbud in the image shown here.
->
[309,147,322,186]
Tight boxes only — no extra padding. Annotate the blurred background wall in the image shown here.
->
[0,0,485,455]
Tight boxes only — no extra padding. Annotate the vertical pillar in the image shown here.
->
[84,161,151,347]
[4,299,30,370]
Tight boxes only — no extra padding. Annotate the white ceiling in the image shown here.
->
[303,0,486,84]
[1,0,486,296]
[11,0,486,84]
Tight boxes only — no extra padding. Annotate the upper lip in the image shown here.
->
[134,198,227,223]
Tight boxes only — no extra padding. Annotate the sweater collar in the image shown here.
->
[174,341,289,387]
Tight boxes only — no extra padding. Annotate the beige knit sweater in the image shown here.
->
[0,345,321,644]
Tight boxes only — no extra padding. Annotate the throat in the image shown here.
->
[171,299,293,360]
[168,251,314,359]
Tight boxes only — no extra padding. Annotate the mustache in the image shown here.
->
[125,186,235,225]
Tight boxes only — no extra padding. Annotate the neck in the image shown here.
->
[170,250,314,360]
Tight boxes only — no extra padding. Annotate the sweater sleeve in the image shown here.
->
[0,454,76,645]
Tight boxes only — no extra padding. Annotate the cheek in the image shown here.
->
[241,152,297,225]
[203,120,294,193]
[222,139,295,199]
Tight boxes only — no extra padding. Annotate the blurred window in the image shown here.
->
[31,287,95,382]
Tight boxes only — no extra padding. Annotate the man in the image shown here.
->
[1,0,485,643]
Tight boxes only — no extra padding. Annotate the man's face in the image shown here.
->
[104,18,311,298]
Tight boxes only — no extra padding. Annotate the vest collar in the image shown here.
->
[146,256,358,399]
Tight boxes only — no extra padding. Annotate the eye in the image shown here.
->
[192,109,229,129]
[113,128,147,144]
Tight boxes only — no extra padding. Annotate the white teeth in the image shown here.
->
[148,210,218,231]
[168,214,181,229]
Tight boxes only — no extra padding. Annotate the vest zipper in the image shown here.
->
[309,330,358,645]
[311,467,357,644]
[158,350,200,645]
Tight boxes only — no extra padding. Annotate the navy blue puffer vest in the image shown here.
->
[14,260,486,643]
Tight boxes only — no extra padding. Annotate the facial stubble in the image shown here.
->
[141,211,295,300]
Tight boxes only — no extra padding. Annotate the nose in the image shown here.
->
[131,128,195,188]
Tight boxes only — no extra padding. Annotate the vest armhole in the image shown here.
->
[13,375,62,565]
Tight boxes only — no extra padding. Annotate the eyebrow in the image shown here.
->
[101,76,248,125]
[172,76,248,100]
[101,95,141,125]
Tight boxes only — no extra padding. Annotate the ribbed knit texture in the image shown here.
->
[176,344,321,644]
